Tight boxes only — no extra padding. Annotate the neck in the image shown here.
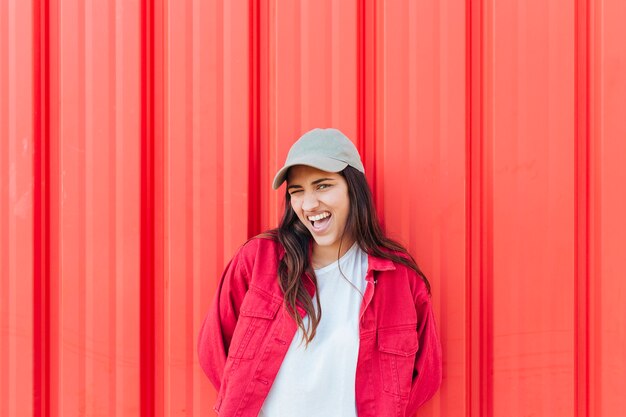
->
[311,236,356,269]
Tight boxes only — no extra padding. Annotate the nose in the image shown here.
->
[301,191,319,212]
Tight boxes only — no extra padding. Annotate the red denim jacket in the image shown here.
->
[197,237,442,417]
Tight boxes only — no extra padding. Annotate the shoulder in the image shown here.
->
[380,248,430,303]
[239,233,282,255]
[229,233,285,296]
[230,233,284,275]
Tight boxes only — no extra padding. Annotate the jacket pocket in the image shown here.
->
[228,289,281,360]
[377,327,419,397]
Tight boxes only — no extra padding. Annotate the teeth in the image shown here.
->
[308,212,330,222]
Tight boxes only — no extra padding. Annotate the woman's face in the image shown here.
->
[287,165,352,250]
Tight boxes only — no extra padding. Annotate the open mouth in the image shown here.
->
[308,212,332,233]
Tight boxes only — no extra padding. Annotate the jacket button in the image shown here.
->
[257,378,269,385]
[275,338,287,345]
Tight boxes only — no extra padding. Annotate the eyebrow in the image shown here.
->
[287,177,335,191]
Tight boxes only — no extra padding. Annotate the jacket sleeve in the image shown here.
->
[405,293,443,416]
[197,246,249,392]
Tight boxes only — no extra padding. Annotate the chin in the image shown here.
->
[311,235,338,247]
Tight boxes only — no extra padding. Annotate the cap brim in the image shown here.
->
[272,157,348,190]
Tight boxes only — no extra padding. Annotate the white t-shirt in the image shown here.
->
[258,242,368,417]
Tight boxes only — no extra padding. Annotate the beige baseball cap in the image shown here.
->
[272,128,365,190]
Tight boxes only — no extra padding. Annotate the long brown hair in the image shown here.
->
[258,166,430,347]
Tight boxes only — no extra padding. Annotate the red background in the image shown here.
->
[1,0,625,416]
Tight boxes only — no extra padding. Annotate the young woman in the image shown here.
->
[198,128,442,417]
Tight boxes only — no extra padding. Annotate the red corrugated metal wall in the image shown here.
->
[1,0,625,416]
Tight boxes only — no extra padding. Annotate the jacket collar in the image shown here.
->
[275,240,396,307]
[366,252,396,272]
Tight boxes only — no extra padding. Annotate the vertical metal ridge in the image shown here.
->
[356,0,362,161]
[184,0,194,413]
[588,1,602,411]
[294,0,302,136]
[357,0,377,206]
[77,3,88,414]
[373,0,382,219]
[153,0,165,413]
[214,0,224,262]
[48,3,59,414]
[249,0,260,237]
[588,1,603,413]
[140,0,155,415]
[324,0,333,123]
[33,0,50,416]
[464,0,471,415]
[574,0,590,416]
[357,0,364,168]
[468,0,478,413]
[480,0,493,413]
[469,0,493,415]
